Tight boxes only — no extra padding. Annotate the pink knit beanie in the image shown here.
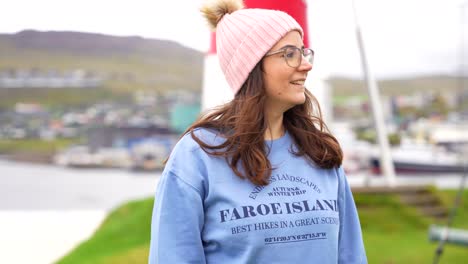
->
[201,0,304,94]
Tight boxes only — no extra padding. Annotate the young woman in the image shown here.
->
[149,0,367,263]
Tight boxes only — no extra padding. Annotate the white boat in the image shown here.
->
[370,142,466,174]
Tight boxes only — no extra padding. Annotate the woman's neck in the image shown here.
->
[264,111,285,140]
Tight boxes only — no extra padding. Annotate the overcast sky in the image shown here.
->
[1,0,467,78]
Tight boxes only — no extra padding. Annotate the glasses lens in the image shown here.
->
[304,49,314,65]
[284,47,301,68]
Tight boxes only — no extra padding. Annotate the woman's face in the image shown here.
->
[262,30,313,112]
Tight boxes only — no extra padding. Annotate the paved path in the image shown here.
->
[0,211,107,264]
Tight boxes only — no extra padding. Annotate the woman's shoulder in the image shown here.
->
[173,127,225,154]
[165,127,226,189]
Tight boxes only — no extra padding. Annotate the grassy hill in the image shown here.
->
[0,30,203,108]
[56,188,468,264]
[1,30,466,110]
[328,75,467,97]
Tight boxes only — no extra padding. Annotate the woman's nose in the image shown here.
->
[298,56,313,71]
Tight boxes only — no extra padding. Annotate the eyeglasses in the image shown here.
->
[264,46,314,68]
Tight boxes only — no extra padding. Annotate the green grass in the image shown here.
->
[357,190,468,263]
[57,189,468,264]
[435,189,468,229]
[56,198,154,264]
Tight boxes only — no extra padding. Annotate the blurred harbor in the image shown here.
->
[1,81,467,263]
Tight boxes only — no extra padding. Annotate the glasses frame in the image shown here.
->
[264,46,314,68]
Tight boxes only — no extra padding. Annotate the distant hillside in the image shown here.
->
[328,75,467,97]
[0,30,465,110]
[0,30,204,93]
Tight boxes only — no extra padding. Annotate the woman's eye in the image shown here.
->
[285,52,295,58]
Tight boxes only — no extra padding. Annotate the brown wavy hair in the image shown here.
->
[183,61,343,186]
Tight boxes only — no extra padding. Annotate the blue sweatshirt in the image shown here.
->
[149,128,367,263]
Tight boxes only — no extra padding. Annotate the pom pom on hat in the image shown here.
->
[201,0,244,30]
[201,0,303,95]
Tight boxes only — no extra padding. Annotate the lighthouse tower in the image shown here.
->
[201,0,331,123]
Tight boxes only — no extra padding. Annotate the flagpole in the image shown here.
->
[351,0,396,186]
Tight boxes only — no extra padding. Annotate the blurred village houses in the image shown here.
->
[0,68,200,171]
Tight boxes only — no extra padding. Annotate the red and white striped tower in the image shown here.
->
[202,0,331,123]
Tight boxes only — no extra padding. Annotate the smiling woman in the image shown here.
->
[148,0,367,263]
